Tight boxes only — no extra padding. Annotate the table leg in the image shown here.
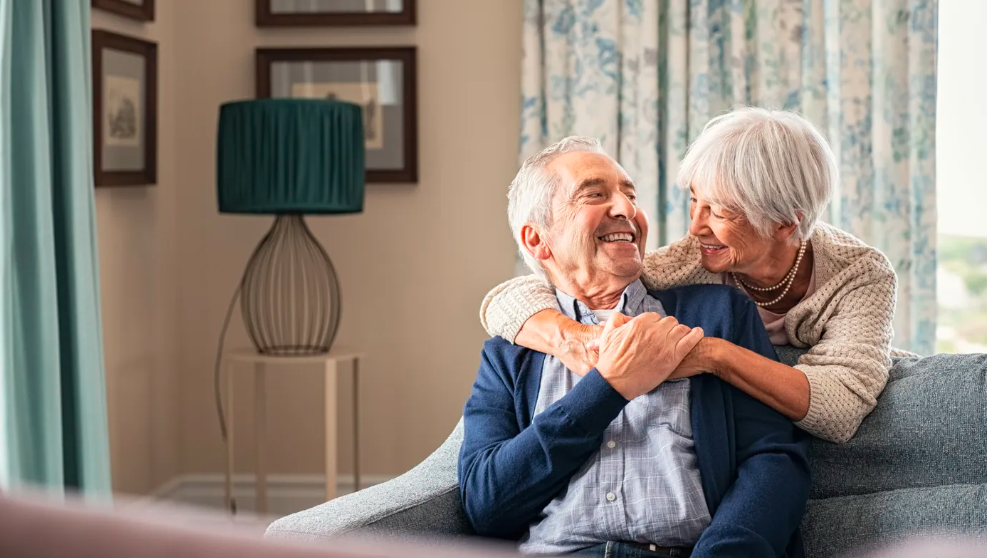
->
[254,363,267,514]
[353,359,360,492]
[225,360,235,513]
[324,359,338,500]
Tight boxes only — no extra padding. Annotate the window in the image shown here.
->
[936,1,987,353]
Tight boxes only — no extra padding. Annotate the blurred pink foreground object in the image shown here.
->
[0,490,983,558]
[0,490,519,558]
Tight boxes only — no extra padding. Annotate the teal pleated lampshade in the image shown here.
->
[217,99,365,214]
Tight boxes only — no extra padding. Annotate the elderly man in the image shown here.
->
[458,137,810,558]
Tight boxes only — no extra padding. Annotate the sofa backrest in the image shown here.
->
[775,348,987,499]
[776,347,987,556]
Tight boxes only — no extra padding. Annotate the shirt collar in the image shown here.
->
[555,279,648,324]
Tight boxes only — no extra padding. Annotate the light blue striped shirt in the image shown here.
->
[519,280,711,555]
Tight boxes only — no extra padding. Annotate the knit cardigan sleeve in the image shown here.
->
[478,274,557,343]
[791,254,896,443]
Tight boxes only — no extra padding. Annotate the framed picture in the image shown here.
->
[255,0,415,27]
[92,30,157,187]
[92,0,155,22]
[256,47,418,184]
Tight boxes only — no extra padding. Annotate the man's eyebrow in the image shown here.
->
[572,178,637,191]
[573,178,607,191]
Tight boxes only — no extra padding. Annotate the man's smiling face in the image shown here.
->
[542,151,649,286]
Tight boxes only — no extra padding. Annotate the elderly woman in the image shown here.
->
[480,107,897,443]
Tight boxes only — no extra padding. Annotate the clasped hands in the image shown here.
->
[558,313,706,400]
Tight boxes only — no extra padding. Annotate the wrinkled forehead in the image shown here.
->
[548,151,635,197]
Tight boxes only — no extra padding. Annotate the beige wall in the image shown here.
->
[171,1,523,478]
[92,4,180,495]
[95,0,522,490]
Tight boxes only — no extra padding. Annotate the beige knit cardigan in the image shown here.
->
[480,222,899,443]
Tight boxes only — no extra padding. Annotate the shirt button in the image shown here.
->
[606,492,616,502]
[607,441,617,449]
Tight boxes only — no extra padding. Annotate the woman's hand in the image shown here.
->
[556,321,603,376]
[668,337,720,380]
[515,310,603,375]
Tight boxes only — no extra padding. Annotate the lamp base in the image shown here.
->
[240,214,340,356]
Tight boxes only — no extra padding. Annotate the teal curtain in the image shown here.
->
[0,0,111,494]
[520,0,938,354]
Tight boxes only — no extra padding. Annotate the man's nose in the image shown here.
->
[609,193,636,220]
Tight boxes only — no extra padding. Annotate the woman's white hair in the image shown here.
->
[677,107,838,240]
[507,136,606,278]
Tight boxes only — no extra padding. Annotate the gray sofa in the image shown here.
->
[267,348,987,557]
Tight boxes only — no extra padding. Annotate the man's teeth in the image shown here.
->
[601,233,634,243]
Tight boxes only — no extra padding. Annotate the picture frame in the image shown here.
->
[92,30,158,187]
[256,47,418,184]
[92,0,155,22]
[255,0,415,27]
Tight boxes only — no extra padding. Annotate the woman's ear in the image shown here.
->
[774,212,803,241]
[521,224,552,261]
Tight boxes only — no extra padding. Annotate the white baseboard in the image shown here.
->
[144,473,395,519]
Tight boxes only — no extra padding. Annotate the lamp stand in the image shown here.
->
[240,214,341,355]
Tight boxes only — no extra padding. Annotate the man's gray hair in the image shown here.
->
[508,136,607,278]
[676,107,838,239]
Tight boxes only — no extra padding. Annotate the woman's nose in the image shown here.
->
[689,204,708,236]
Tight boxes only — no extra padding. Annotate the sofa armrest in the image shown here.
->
[265,420,472,542]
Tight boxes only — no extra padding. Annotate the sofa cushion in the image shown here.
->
[807,353,987,500]
[802,482,987,558]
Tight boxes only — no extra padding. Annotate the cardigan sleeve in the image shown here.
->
[793,254,896,443]
[478,275,558,343]
[458,341,628,539]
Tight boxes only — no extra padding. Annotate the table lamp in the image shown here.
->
[216,99,365,355]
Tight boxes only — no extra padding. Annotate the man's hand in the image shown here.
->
[596,312,704,400]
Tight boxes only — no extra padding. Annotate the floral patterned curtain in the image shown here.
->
[519,0,938,353]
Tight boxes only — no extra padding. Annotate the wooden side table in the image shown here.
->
[223,348,363,514]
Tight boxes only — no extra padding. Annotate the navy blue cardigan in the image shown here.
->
[458,284,810,558]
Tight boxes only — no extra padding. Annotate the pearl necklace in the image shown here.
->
[732,240,807,308]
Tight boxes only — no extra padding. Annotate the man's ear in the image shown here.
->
[521,224,552,261]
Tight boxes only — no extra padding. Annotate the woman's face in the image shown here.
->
[688,186,771,275]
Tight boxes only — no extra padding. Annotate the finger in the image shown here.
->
[675,327,705,356]
[654,315,679,337]
[612,312,631,327]
[601,311,628,341]
[668,323,693,343]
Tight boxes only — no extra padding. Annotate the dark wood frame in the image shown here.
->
[256,47,418,184]
[255,0,415,27]
[92,0,155,22]
[92,30,158,187]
